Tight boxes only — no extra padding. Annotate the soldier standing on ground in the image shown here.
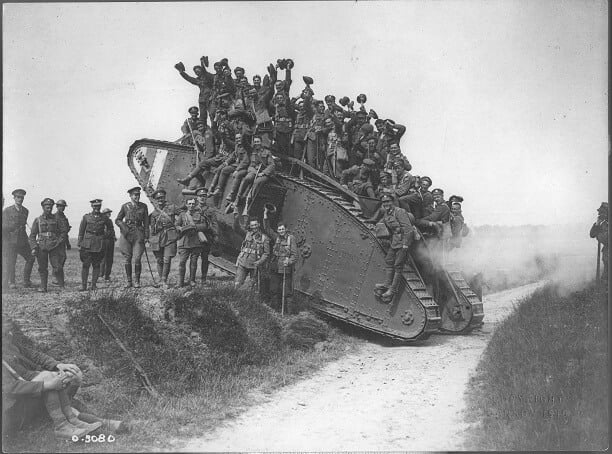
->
[590,202,608,282]
[29,199,67,293]
[234,218,269,290]
[52,200,71,287]
[115,187,149,288]
[149,189,180,289]
[99,208,116,282]
[366,194,414,301]
[2,189,35,289]
[77,199,114,291]
[263,206,298,313]
[175,198,208,287]
[195,188,219,285]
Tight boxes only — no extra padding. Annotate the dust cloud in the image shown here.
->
[451,222,598,295]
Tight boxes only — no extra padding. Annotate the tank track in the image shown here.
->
[441,270,485,333]
[280,174,441,341]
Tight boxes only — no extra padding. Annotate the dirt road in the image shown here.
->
[177,282,544,452]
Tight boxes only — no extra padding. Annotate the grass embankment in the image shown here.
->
[464,281,608,450]
[3,285,356,453]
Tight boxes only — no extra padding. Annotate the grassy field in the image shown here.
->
[2,249,359,453]
[463,281,608,450]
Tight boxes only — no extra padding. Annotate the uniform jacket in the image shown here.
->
[197,204,219,243]
[422,202,451,223]
[590,219,609,246]
[180,71,214,103]
[450,212,465,248]
[248,149,276,176]
[175,210,208,249]
[394,172,417,198]
[270,100,295,134]
[237,230,270,269]
[351,179,376,198]
[263,218,298,273]
[381,206,414,249]
[292,98,314,142]
[55,212,71,246]
[181,117,199,137]
[115,201,149,241]
[78,212,114,253]
[2,205,30,246]
[2,328,58,411]
[149,204,180,249]
[29,213,66,251]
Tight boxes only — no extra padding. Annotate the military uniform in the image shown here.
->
[372,200,414,299]
[590,202,608,281]
[175,208,209,286]
[78,202,114,290]
[115,189,149,287]
[235,229,270,289]
[236,148,276,204]
[29,199,68,292]
[178,67,215,125]
[99,209,116,281]
[196,196,219,284]
[263,218,298,312]
[2,191,35,288]
[271,98,295,157]
[52,201,71,287]
[149,200,180,286]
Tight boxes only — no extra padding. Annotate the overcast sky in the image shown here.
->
[3,1,608,229]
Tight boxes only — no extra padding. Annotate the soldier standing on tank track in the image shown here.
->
[115,187,149,288]
[29,199,68,293]
[2,189,35,290]
[195,187,219,285]
[366,194,415,301]
[78,199,114,291]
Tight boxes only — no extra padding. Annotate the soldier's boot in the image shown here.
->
[23,258,34,287]
[177,168,200,186]
[157,263,164,280]
[38,273,48,293]
[57,268,65,288]
[134,264,142,288]
[382,272,402,301]
[74,409,130,434]
[91,267,100,290]
[375,268,394,293]
[124,264,133,288]
[52,269,59,285]
[79,267,89,291]
[43,392,101,440]
[189,261,198,286]
[178,264,187,287]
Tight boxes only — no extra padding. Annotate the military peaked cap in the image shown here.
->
[431,188,444,196]
[449,195,464,203]
[188,106,199,114]
[41,198,55,206]
[56,199,67,206]
[127,187,141,194]
[451,202,462,209]
[90,199,103,205]
[12,189,26,197]
[380,194,394,202]
[324,95,336,102]
[234,66,245,74]
[420,176,432,185]
[195,187,208,196]
[152,189,167,199]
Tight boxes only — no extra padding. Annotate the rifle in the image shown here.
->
[186,118,200,163]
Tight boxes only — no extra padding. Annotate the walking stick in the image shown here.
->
[596,241,601,283]
[281,266,286,317]
[143,246,159,287]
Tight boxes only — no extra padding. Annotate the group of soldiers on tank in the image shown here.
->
[172,55,470,242]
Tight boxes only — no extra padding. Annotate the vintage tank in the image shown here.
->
[127,138,484,341]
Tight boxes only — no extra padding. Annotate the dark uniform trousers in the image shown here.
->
[116,202,149,285]
[79,212,113,289]
[2,205,35,286]
[99,237,115,279]
[29,214,65,289]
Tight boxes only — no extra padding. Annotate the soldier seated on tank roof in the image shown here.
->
[415,188,450,237]
[340,159,377,189]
